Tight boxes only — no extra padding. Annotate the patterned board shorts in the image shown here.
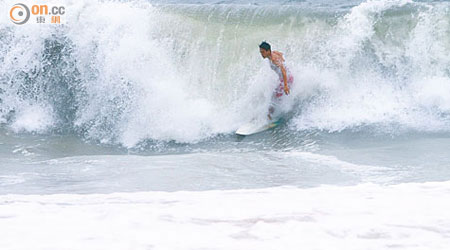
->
[273,74,294,99]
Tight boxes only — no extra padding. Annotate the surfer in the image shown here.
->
[259,41,293,120]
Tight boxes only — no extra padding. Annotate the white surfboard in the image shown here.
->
[235,118,282,136]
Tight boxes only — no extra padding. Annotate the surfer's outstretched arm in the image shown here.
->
[281,66,289,94]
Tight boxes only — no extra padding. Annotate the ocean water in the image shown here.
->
[1,0,450,249]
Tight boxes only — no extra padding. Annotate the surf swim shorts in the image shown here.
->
[273,74,294,98]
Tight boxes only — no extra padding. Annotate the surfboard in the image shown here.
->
[235,118,283,136]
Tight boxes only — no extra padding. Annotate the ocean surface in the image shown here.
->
[1,0,450,249]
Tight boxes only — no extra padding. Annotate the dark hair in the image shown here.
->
[259,41,271,51]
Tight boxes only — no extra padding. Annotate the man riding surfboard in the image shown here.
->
[259,41,293,120]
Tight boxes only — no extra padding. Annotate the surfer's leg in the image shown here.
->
[268,92,282,120]
[268,106,275,120]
